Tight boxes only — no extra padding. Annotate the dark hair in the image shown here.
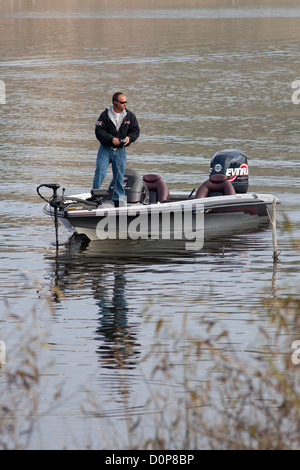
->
[112,92,125,103]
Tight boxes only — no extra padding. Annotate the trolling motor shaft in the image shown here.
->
[36,183,62,251]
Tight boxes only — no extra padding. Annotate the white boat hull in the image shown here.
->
[43,192,275,250]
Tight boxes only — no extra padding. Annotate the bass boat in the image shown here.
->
[37,149,278,251]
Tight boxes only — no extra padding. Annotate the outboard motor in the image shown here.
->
[210,149,248,193]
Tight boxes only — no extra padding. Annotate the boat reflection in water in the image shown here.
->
[45,223,273,373]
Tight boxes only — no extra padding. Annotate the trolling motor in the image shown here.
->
[37,183,98,250]
[37,183,63,251]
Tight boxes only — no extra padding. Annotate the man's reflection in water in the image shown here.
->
[46,237,142,371]
[94,270,140,370]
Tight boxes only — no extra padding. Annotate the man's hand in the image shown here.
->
[112,137,130,146]
[112,137,121,146]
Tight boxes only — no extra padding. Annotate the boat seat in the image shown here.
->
[195,174,236,198]
[142,174,170,203]
[108,168,146,203]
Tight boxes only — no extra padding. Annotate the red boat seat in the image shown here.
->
[142,174,170,203]
[195,174,236,198]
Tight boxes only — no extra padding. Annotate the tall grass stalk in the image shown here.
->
[126,286,300,450]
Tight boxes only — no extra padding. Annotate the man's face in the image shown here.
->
[113,94,127,113]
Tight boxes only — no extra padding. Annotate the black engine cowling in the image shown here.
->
[210,149,249,193]
[108,168,146,203]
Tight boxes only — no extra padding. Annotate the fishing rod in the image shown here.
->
[112,139,127,206]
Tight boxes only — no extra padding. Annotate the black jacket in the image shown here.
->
[95,108,140,149]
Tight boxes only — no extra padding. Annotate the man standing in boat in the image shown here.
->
[93,92,140,207]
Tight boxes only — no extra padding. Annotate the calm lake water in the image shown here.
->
[1,0,300,450]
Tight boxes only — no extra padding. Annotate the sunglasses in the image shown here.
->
[117,100,127,104]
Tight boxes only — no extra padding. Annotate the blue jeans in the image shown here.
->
[93,145,127,201]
